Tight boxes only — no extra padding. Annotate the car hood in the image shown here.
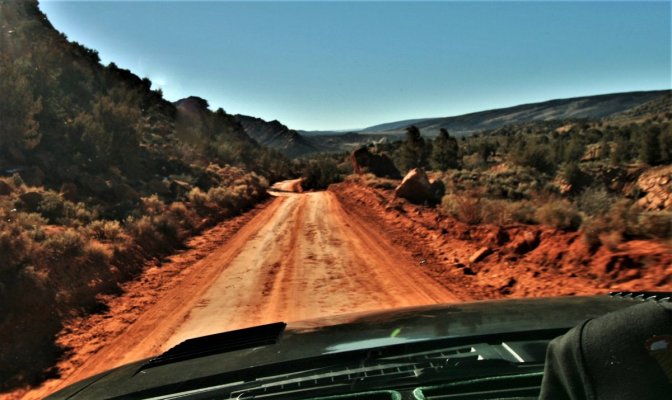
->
[48,295,640,399]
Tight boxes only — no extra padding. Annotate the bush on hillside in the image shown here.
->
[535,199,582,231]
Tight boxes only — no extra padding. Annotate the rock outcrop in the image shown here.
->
[394,168,445,205]
[351,146,401,179]
[637,166,672,210]
[237,115,318,158]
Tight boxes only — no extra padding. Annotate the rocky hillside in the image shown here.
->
[0,1,290,205]
[236,114,319,158]
[361,90,671,136]
[0,0,292,390]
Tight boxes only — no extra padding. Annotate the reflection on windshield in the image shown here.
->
[326,337,428,354]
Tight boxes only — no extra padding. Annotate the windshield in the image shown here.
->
[0,1,670,399]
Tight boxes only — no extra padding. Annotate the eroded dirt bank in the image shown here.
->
[331,180,671,298]
[16,187,462,399]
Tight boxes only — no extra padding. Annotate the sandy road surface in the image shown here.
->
[28,186,460,398]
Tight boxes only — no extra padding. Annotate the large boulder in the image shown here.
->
[394,168,445,205]
[351,146,401,179]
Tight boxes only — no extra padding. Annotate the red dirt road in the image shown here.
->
[24,188,461,399]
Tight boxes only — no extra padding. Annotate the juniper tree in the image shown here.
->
[397,125,429,171]
[431,128,459,171]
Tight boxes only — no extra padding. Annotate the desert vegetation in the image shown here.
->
[299,153,351,190]
[1,0,670,394]
[352,94,671,242]
[0,1,283,389]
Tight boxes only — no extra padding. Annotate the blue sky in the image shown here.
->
[39,1,671,131]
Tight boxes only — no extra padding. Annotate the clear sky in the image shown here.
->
[39,1,671,131]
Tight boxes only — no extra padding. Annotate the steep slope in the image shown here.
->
[362,90,671,136]
[236,114,319,158]
[0,0,289,391]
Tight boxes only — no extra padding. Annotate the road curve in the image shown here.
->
[31,187,460,398]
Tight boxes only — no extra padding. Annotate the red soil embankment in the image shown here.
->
[330,180,671,298]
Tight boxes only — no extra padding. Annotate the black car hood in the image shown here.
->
[48,295,643,399]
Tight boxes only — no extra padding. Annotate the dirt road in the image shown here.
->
[26,186,460,399]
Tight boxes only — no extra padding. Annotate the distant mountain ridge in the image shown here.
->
[359,90,671,136]
[236,114,318,158]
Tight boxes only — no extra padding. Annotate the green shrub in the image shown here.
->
[206,186,235,211]
[83,241,112,266]
[153,214,181,244]
[188,187,208,208]
[88,220,124,243]
[632,211,672,239]
[73,202,98,225]
[513,144,556,174]
[141,194,166,216]
[0,229,34,273]
[562,162,591,194]
[576,186,617,217]
[167,202,197,232]
[535,200,582,231]
[508,201,538,224]
[37,191,66,223]
[6,211,47,232]
[302,158,342,190]
[579,200,672,248]
[44,229,85,259]
[11,173,24,188]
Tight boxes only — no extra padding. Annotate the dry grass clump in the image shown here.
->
[359,173,399,190]
[582,200,672,249]
[440,193,538,226]
[441,193,484,225]
[437,166,543,201]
